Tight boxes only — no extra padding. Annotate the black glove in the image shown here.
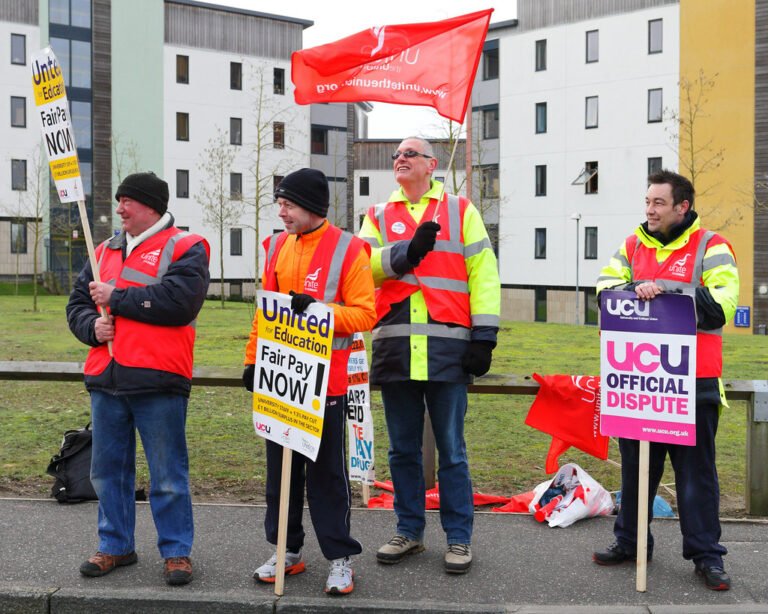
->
[407,221,441,264]
[289,290,316,313]
[461,341,493,377]
[242,364,255,392]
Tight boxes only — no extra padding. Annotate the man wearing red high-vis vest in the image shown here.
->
[242,168,376,596]
[66,172,210,586]
[593,170,739,592]
[359,137,500,574]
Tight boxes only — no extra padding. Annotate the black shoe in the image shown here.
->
[592,542,651,566]
[695,565,731,591]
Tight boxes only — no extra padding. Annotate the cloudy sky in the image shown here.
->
[208,1,517,137]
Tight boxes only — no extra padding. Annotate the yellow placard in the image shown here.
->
[49,155,81,181]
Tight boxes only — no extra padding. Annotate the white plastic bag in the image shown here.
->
[528,462,614,528]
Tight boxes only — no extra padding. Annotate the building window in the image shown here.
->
[11,159,27,190]
[535,165,547,196]
[482,47,499,80]
[176,169,189,198]
[70,39,91,88]
[535,102,547,134]
[10,221,27,254]
[572,162,598,194]
[648,88,663,123]
[230,117,242,145]
[585,96,598,128]
[535,39,546,71]
[359,176,369,196]
[230,172,242,200]
[273,175,283,193]
[70,100,91,148]
[230,228,242,256]
[648,156,663,176]
[273,122,285,149]
[586,29,599,63]
[230,62,242,90]
[311,127,328,154]
[176,112,189,141]
[648,19,663,54]
[585,226,598,259]
[274,67,285,95]
[535,287,547,322]
[483,107,499,139]
[535,227,547,259]
[176,54,189,84]
[481,165,499,198]
[585,161,598,194]
[11,96,26,127]
[11,33,26,65]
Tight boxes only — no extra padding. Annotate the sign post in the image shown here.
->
[346,333,375,503]
[599,290,697,592]
[31,47,110,352]
[251,290,334,595]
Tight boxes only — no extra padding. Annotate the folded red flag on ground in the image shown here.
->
[367,480,510,509]
[524,374,609,473]
[491,490,536,514]
[292,9,493,123]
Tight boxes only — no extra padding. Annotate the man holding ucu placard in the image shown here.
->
[593,169,739,591]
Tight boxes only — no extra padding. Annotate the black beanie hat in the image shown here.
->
[115,172,169,215]
[274,168,329,218]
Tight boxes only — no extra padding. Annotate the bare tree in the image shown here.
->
[22,147,48,310]
[242,66,307,289]
[111,131,142,183]
[197,128,242,308]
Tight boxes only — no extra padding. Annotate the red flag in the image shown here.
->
[525,374,609,473]
[291,9,493,123]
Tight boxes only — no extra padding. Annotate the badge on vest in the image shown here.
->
[391,221,406,235]
[667,253,691,278]
[140,249,161,267]
[305,267,321,293]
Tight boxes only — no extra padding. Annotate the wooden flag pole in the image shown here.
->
[362,482,370,506]
[274,446,293,596]
[431,124,463,222]
[76,199,112,355]
[636,439,650,592]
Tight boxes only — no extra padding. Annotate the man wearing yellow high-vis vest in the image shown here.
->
[359,137,500,574]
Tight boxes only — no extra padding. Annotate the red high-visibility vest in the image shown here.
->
[627,228,731,377]
[84,228,209,379]
[262,224,370,396]
[367,194,471,327]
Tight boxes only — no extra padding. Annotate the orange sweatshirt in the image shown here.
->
[244,220,376,364]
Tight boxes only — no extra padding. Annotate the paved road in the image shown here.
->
[1,498,768,613]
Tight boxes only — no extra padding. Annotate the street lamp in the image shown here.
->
[570,212,581,325]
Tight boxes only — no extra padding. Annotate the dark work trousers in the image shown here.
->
[263,395,362,561]
[613,394,727,568]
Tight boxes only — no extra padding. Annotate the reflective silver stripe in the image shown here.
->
[703,253,736,270]
[464,237,492,258]
[433,241,464,255]
[374,204,389,244]
[156,232,184,279]
[361,236,380,248]
[266,232,281,264]
[418,276,468,293]
[472,314,500,327]
[596,275,625,284]
[121,266,159,285]
[323,231,354,302]
[446,194,461,244]
[332,335,353,350]
[380,245,397,278]
[372,322,471,341]
[691,231,714,282]
[399,273,420,286]
[615,250,630,269]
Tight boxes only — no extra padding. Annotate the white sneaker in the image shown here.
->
[324,556,354,595]
[252,550,305,583]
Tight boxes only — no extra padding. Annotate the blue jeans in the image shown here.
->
[90,391,194,558]
[381,381,473,544]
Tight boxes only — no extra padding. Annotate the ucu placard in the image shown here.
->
[599,290,697,446]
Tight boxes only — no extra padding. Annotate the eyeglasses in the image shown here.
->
[391,150,433,160]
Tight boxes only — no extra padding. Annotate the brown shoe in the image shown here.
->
[164,556,193,586]
[80,551,138,577]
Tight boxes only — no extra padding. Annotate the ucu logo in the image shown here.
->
[255,422,271,434]
[668,253,691,277]
[605,298,649,317]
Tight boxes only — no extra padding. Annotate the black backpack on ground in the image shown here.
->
[46,423,98,504]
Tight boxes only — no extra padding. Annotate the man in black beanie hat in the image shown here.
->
[243,168,376,595]
[66,171,210,586]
